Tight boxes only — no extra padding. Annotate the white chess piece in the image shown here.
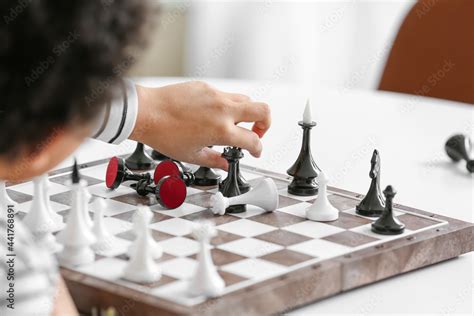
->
[57,177,96,266]
[123,206,161,283]
[40,175,65,231]
[306,172,339,222]
[188,221,225,297]
[23,177,62,253]
[0,180,18,215]
[81,184,93,228]
[211,178,278,215]
[91,198,118,253]
[127,206,162,259]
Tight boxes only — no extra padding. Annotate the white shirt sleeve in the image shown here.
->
[91,79,139,144]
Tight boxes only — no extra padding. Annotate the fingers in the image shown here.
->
[221,92,251,103]
[191,147,228,171]
[226,126,263,158]
[232,102,271,138]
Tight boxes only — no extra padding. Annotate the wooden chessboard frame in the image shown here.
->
[31,160,472,316]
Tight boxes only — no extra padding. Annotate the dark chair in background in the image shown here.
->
[379,0,474,104]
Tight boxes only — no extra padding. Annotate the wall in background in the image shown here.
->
[130,0,415,91]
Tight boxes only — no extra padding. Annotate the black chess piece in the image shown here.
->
[287,121,321,196]
[356,149,385,217]
[125,142,156,170]
[445,134,474,173]
[371,185,405,235]
[72,159,80,184]
[219,148,250,193]
[151,149,169,161]
[105,156,151,189]
[153,160,195,186]
[135,176,186,209]
[193,167,221,186]
[219,147,246,213]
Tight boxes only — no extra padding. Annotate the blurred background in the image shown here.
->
[130,0,415,92]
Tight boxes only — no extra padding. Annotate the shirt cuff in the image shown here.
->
[91,79,138,144]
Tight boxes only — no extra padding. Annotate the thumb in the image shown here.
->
[191,147,228,171]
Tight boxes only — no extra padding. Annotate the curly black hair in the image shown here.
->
[0,0,155,158]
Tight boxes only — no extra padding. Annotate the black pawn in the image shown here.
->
[356,149,385,217]
[219,147,246,213]
[445,134,474,173]
[287,121,321,196]
[105,156,151,189]
[125,142,155,170]
[151,149,169,161]
[193,167,221,186]
[371,185,405,235]
[135,177,186,209]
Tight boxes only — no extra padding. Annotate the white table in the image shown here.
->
[65,77,473,314]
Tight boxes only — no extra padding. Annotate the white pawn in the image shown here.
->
[123,206,161,283]
[0,180,18,215]
[81,185,93,228]
[211,178,278,215]
[188,221,225,297]
[91,198,118,253]
[306,172,339,222]
[57,163,96,266]
[23,176,62,253]
[127,206,162,259]
[40,175,64,231]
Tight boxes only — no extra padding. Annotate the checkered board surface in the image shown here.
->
[9,161,448,308]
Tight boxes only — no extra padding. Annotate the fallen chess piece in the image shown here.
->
[153,159,195,186]
[287,99,322,196]
[306,172,338,222]
[136,176,187,209]
[106,156,152,189]
[211,178,278,215]
[356,149,385,217]
[57,161,96,266]
[123,206,162,283]
[371,185,405,235]
[188,221,225,297]
[445,134,474,173]
[125,142,156,170]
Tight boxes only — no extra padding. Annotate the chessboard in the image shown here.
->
[8,157,474,316]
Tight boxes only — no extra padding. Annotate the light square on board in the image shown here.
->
[228,205,268,218]
[158,237,201,257]
[324,212,372,229]
[88,183,135,199]
[150,280,205,306]
[288,239,352,259]
[327,194,360,211]
[278,189,318,202]
[79,163,108,180]
[9,181,70,196]
[282,221,345,239]
[102,217,133,235]
[149,218,195,236]
[221,258,287,280]
[277,202,312,218]
[160,257,198,279]
[217,219,276,237]
[76,257,127,281]
[88,199,136,217]
[18,200,69,214]
[217,237,283,258]
[94,237,130,257]
[350,223,412,240]
[152,203,206,218]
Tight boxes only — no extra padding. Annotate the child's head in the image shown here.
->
[0,0,153,180]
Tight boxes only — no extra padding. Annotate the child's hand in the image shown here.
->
[130,81,271,170]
